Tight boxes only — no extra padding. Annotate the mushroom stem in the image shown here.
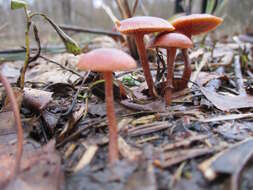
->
[180,48,191,90]
[104,72,119,163]
[134,34,156,97]
[0,73,23,178]
[165,48,176,105]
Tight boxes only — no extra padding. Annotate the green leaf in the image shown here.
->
[11,0,27,10]
[122,75,137,87]
[63,38,81,55]
[41,14,81,55]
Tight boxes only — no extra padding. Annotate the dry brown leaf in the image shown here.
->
[199,138,253,181]
[1,141,63,190]
[23,88,53,112]
[195,72,225,86]
[200,87,253,111]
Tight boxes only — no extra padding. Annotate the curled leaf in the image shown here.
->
[11,0,27,10]
[40,14,81,55]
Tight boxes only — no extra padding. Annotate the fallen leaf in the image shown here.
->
[23,88,53,112]
[195,72,225,86]
[0,111,16,135]
[199,138,253,181]
[1,141,64,190]
[200,87,253,111]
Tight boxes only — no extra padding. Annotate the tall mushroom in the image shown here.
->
[77,48,136,163]
[171,14,223,90]
[116,16,175,97]
[147,32,193,105]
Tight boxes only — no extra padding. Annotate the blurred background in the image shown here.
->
[0,0,253,50]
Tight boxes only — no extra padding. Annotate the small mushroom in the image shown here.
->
[147,32,193,105]
[171,14,223,90]
[77,48,136,163]
[116,16,175,97]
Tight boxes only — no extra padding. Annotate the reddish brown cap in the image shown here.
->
[116,16,175,35]
[171,14,223,36]
[77,48,137,72]
[147,32,193,49]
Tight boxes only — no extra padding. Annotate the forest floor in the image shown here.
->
[1,33,253,190]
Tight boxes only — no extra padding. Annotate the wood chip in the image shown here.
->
[118,136,141,161]
[72,144,98,173]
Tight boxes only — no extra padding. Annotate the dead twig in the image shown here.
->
[115,0,131,19]
[62,74,88,116]
[128,121,171,137]
[162,134,209,151]
[234,55,246,95]
[56,118,106,148]
[59,25,123,40]
[131,0,139,16]
[28,24,41,63]
[114,0,139,59]
[155,147,218,168]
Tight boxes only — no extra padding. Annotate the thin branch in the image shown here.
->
[132,0,139,16]
[101,3,120,24]
[59,24,123,40]
[28,24,41,63]
[234,55,246,95]
[62,74,87,116]
[115,0,131,19]
[18,6,32,89]
[39,55,82,78]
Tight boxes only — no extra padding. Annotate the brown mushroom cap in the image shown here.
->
[77,48,137,72]
[147,32,193,49]
[116,16,175,35]
[171,14,223,36]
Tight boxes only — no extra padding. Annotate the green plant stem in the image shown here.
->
[30,13,80,55]
[19,6,31,89]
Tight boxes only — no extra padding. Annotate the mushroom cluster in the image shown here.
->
[117,14,223,104]
[76,14,223,164]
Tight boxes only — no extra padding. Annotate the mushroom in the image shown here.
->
[147,32,193,105]
[116,16,175,97]
[77,48,136,163]
[171,14,223,90]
